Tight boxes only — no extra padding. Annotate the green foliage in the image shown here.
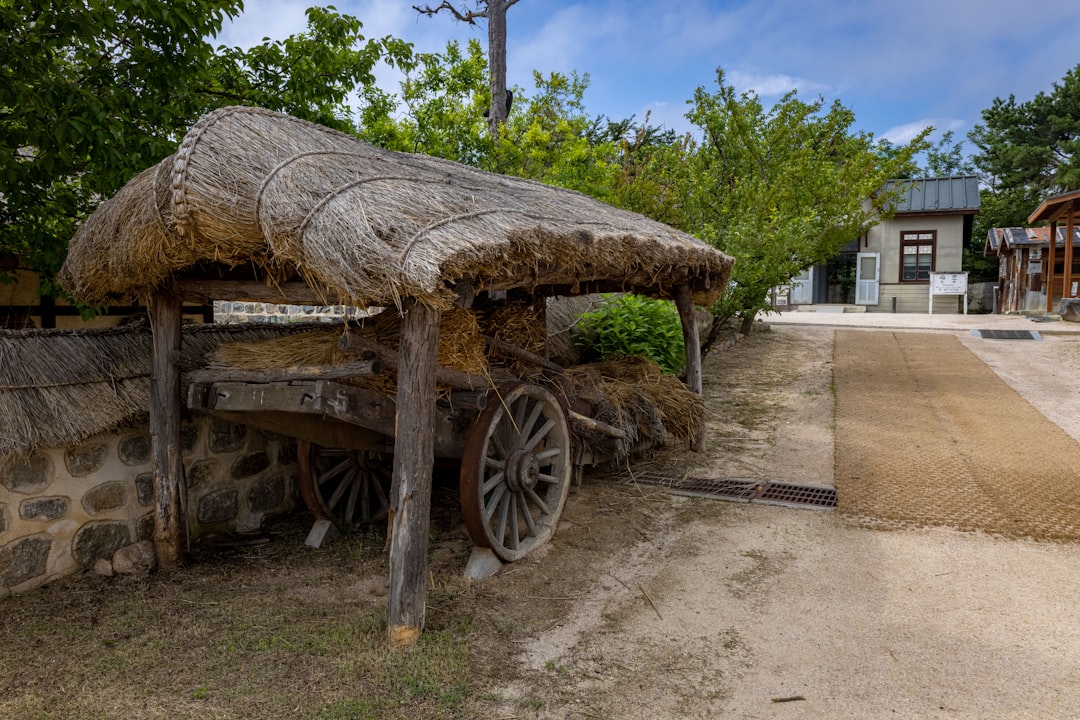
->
[575,294,685,374]
[969,63,1080,193]
[683,68,930,323]
[1,1,412,283]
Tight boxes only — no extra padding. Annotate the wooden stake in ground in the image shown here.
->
[387,301,441,646]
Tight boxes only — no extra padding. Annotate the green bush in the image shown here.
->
[574,294,685,374]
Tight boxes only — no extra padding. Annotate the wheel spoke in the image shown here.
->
[537,472,559,485]
[520,492,537,535]
[512,395,528,434]
[525,486,551,516]
[520,401,545,445]
[524,418,556,452]
[508,494,519,550]
[344,473,361,522]
[484,483,507,522]
[482,470,505,495]
[327,467,357,508]
[490,418,508,458]
[496,490,511,546]
[360,473,371,519]
[319,457,354,485]
[534,447,562,462]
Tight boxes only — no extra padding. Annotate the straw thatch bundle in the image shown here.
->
[60,106,733,310]
[0,322,318,466]
[561,356,705,459]
[209,307,487,396]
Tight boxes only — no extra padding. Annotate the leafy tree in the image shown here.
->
[969,64,1080,193]
[923,130,975,177]
[684,69,929,335]
[1,1,411,286]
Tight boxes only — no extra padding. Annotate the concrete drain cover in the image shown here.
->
[974,329,1041,340]
[629,473,836,510]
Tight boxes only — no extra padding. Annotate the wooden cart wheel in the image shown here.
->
[297,441,391,530]
[460,383,573,562]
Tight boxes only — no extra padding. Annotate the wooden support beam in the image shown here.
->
[186,358,379,384]
[1047,221,1058,312]
[1068,209,1077,301]
[149,290,185,570]
[177,278,346,306]
[674,284,704,451]
[387,302,441,646]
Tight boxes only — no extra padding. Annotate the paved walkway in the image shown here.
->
[833,329,1080,542]
[768,308,1080,335]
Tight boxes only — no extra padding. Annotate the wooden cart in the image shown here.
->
[185,306,635,562]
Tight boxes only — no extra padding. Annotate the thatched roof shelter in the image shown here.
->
[59,106,731,309]
[0,322,310,463]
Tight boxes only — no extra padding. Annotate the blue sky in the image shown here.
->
[219,0,1080,151]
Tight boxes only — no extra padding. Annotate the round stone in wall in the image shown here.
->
[82,482,128,514]
[20,496,69,521]
[135,472,154,506]
[64,442,108,477]
[1,454,52,494]
[73,521,131,568]
[209,418,247,454]
[136,512,154,541]
[248,474,285,513]
[198,489,238,524]
[231,451,270,479]
[0,535,52,588]
[186,459,220,491]
[118,432,152,466]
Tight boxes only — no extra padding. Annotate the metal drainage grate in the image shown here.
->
[628,473,835,510]
[754,482,837,509]
[974,329,1041,341]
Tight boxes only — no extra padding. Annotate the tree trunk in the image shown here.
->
[739,313,755,336]
[486,0,508,139]
[387,302,441,646]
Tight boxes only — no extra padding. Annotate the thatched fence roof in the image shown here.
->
[59,106,732,309]
[0,322,311,462]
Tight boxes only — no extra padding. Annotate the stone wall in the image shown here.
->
[0,416,297,595]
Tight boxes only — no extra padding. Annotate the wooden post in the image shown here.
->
[674,285,704,452]
[1065,215,1075,301]
[674,285,702,395]
[149,290,185,570]
[387,301,440,646]
[1047,221,1058,312]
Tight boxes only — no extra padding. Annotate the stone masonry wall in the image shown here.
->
[0,416,297,595]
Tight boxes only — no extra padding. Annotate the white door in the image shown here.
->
[855,253,880,305]
[790,266,814,304]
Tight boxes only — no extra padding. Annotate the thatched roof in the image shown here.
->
[0,321,312,462]
[59,106,732,309]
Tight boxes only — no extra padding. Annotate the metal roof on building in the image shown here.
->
[884,175,980,214]
[985,226,1080,255]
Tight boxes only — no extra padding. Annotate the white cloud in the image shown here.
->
[882,118,965,145]
[726,70,831,98]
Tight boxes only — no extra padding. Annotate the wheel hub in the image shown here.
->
[506,448,540,492]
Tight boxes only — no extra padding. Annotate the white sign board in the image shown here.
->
[929,271,969,315]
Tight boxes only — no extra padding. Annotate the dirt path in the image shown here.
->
[481,325,1080,719]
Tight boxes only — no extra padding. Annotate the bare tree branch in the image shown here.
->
[412,2,486,23]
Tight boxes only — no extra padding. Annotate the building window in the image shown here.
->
[900,231,935,282]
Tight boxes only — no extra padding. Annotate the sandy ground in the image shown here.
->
[484,317,1080,719]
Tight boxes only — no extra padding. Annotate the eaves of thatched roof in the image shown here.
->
[59,106,732,309]
[0,321,311,462]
